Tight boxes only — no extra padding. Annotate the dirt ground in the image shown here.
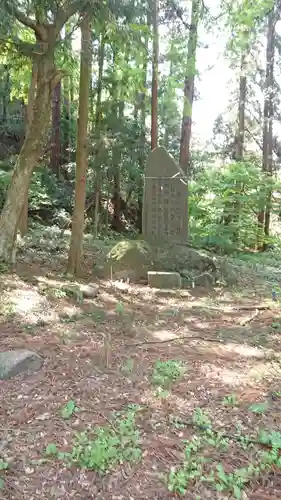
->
[1,256,281,500]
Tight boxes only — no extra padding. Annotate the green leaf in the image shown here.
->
[249,401,269,414]
[61,400,76,420]
[45,443,58,456]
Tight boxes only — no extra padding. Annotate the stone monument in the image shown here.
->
[142,147,188,243]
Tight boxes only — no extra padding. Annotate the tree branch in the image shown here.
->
[0,36,48,58]
[3,0,46,39]
[55,0,91,35]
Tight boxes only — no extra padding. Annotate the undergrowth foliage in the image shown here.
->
[151,359,186,388]
[1,158,281,252]
[45,406,142,474]
[167,408,281,499]
[189,161,281,252]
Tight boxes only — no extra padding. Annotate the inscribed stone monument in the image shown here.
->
[142,147,188,243]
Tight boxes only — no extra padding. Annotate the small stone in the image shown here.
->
[35,412,50,421]
[79,284,99,298]
[24,467,34,474]
[147,271,182,289]
[0,350,43,380]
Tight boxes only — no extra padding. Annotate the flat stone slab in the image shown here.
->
[0,349,43,380]
[147,271,182,289]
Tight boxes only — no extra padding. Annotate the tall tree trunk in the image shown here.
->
[258,4,278,247]
[164,59,174,148]
[137,93,146,232]
[50,81,62,177]
[229,49,247,240]
[70,74,74,161]
[137,25,149,233]
[67,15,91,275]
[93,32,105,239]
[151,0,159,150]
[18,62,38,237]
[2,66,10,123]
[0,55,61,263]
[264,8,277,241]
[179,0,200,174]
[235,54,247,161]
[62,23,72,165]
[112,101,124,232]
[62,75,71,164]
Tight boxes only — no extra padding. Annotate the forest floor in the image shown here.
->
[1,237,281,499]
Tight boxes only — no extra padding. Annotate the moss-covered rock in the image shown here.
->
[105,239,155,282]
[155,244,216,274]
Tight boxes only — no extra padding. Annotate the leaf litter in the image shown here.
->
[1,260,281,499]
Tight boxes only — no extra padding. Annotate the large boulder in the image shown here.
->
[103,239,217,286]
[105,240,155,282]
[155,244,216,274]
[148,271,182,289]
[0,350,43,380]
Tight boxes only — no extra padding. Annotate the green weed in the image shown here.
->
[45,407,141,474]
[0,300,16,318]
[208,463,256,499]
[0,458,8,490]
[248,401,269,414]
[115,302,125,315]
[60,400,79,420]
[167,437,205,495]
[167,406,281,498]
[192,408,212,430]
[169,415,186,429]
[0,262,8,273]
[271,322,281,329]
[258,429,281,449]
[222,394,238,406]
[151,359,185,388]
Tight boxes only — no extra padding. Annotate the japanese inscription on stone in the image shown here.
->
[142,147,188,243]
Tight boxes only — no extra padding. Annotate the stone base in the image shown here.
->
[147,271,182,289]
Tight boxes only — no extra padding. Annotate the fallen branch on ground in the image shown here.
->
[240,308,260,326]
[234,305,270,311]
[125,335,224,347]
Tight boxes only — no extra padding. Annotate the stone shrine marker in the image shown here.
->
[142,147,188,243]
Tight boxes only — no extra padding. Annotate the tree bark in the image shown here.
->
[93,32,105,239]
[0,55,61,262]
[0,1,83,263]
[62,76,71,164]
[2,66,10,123]
[227,48,247,240]
[235,54,247,161]
[151,0,159,150]
[258,3,279,247]
[62,22,72,165]
[50,80,62,177]
[112,101,124,232]
[67,15,91,275]
[263,7,277,242]
[137,23,149,233]
[179,0,200,175]
[18,61,38,237]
